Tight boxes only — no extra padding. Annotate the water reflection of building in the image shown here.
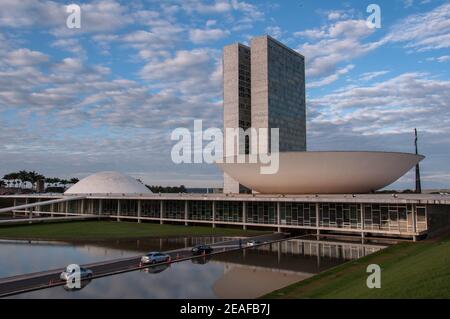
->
[212,239,385,274]
[211,239,385,299]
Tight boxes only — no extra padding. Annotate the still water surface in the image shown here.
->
[1,237,385,298]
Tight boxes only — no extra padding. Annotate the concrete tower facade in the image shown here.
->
[251,35,306,152]
[223,43,252,194]
[223,35,306,193]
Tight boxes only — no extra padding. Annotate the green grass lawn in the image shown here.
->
[0,221,266,241]
[263,234,450,299]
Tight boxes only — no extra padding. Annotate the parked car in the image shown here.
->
[246,240,262,247]
[141,252,171,264]
[191,245,213,255]
[60,266,93,281]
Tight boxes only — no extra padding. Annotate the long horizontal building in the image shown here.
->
[2,190,450,241]
[1,36,449,242]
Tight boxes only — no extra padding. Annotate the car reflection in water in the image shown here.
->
[63,279,92,292]
[141,263,171,274]
[191,255,212,265]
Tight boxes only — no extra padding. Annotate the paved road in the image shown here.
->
[0,232,290,297]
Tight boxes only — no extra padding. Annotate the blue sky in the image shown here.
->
[0,0,449,189]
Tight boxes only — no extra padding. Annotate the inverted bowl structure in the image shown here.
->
[217,151,424,194]
[65,171,152,195]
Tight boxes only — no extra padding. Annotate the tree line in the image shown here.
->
[1,170,79,190]
[146,185,187,193]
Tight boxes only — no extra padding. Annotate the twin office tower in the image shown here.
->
[223,35,307,193]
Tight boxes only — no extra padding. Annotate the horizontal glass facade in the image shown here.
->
[10,197,429,238]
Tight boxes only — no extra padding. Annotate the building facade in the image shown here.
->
[251,35,306,152]
[223,35,307,194]
[223,43,252,194]
[4,193,450,241]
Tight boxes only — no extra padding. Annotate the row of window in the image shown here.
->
[21,199,428,232]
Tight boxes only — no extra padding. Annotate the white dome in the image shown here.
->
[64,171,152,195]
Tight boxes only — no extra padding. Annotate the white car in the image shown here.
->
[141,252,171,264]
[60,266,93,281]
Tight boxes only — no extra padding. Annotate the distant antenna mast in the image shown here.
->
[415,128,422,193]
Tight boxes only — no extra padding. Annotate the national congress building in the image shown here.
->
[1,36,449,242]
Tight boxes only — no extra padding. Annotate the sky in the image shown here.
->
[0,0,449,189]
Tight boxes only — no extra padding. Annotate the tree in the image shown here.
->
[3,172,19,188]
[146,185,187,193]
[18,170,29,188]
[27,171,45,191]
[45,177,59,187]
[60,179,70,189]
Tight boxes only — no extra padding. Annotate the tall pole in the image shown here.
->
[415,128,422,194]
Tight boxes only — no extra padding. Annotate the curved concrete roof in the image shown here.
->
[217,151,424,194]
[64,171,152,195]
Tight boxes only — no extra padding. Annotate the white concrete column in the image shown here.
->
[137,200,142,223]
[80,199,84,215]
[13,198,16,217]
[277,202,281,232]
[117,199,120,222]
[51,203,54,217]
[315,202,320,238]
[65,200,69,216]
[360,203,365,243]
[25,198,28,217]
[36,198,41,217]
[317,242,321,270]
[212,201,216,228]
[277,241,281,264]
[412,203,417,241]
[242,201,247,230]
[184,200,188,226]
[98,199,103,216]
[160,201,164,224]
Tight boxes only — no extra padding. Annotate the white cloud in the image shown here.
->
[189,28,230,44]
[206,19,217,27]
[182,0,232,14]
[426,55,450,63]
[120,25,185,51]
[310,72,450,135]
[265,26,283,39]
[296,19,380,78]
[0,0,64,28]
[384,3,450,51]
[139,48,222,104]
[436,55,450,63]
[358,70,390,82]
[307,64,354,88]
[51,38,86,56]
[328,12,342,20]
[404,0,414,8]
[0,0,134,35]
[294,28,327,40]
[5,49,49,66]
[52,0,133,36]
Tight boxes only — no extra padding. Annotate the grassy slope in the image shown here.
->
[0,221,265,241]
[264,235,450,299]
